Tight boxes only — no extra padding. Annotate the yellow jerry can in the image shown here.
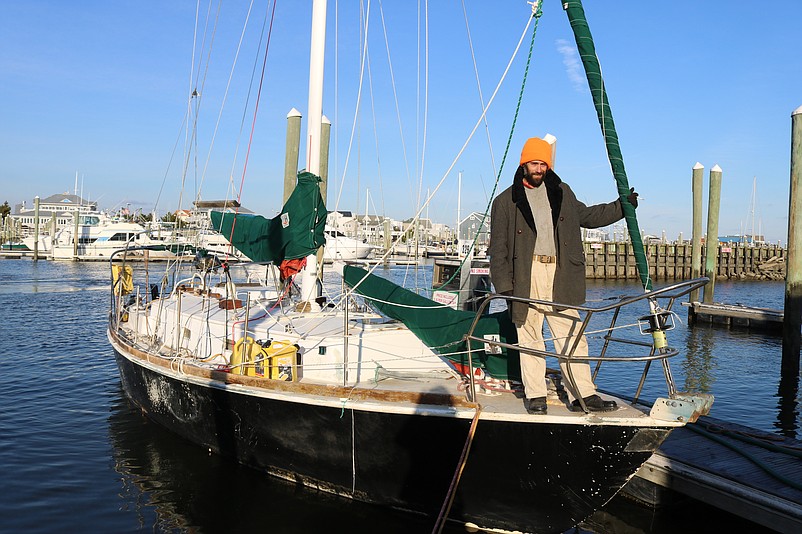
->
[230,336,268,377]
[264,340,300,382]
[112,265,134,296]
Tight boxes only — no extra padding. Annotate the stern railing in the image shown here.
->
[462,277,709,409]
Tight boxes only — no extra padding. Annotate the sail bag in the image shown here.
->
[210,172,327,263]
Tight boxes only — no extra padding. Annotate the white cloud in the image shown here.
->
[556,39,586,93]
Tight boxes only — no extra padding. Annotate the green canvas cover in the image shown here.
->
[343,264,520,381]
[210,172,327,263]
[563,0,651,291]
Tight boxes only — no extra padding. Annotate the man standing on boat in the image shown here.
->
[489,136,638,415]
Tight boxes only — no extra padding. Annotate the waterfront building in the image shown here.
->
[11,193,98,230]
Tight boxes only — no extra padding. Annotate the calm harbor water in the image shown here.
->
[0,259,793,533]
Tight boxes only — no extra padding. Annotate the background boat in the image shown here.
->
[322,226,377,261]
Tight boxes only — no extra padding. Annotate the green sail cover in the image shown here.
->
[563,0,652,291]
[210,172,327,263]
[343,264,521,381]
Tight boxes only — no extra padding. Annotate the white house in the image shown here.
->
[11,193,99,229]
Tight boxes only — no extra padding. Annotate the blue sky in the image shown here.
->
[2,1,801,244]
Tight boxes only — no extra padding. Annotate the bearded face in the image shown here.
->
[523,161,548,187]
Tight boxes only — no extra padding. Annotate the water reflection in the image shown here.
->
[106,385,465,533]
[776,372,800,438]
[681,328,717,394]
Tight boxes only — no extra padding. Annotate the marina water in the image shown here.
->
[0,259,792,533]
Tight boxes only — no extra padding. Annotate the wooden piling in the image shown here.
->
[33,196,40,261]
[316,116,331,274]
[690,163,704,303]
[72,211,79,260]
[383,219,392,264]
[782,105,802,373]
[319,115,331,204]
[50,215,56,259]
[702,165,722,303]
[283,108,302,204]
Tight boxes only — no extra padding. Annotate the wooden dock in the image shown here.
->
[625,415,802,533]
[684,301,784,333]
[583,241,785,280]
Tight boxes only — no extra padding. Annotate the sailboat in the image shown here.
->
[108,2,712,532]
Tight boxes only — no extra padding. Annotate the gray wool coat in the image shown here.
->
[489,167,624,326]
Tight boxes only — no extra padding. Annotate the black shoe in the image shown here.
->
[571,394,617,412]
[526,397,547,414]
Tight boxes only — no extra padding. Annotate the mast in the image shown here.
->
[456,171,462,255]
[425,187,430,252]
[300,0,328,307]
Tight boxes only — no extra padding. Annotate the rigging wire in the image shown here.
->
[377,0,412,218]
[329,8,539,310]
[416,0,429,247]
[194,0,257,204]
[364,5,384,221]
[226,0,278,246]
[152,111,190,215]
[332,0,372,216]
[404,0,430,291]
[460,0,496,203]
[434,2,543,291]
[179,0,222,214]
[221,0,275,220]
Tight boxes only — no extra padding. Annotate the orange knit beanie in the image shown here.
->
[519,137,552,167]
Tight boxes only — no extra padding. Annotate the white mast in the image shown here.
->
[425,187,430,251]
[365,188,370,243]
[456,171,462,256]
[300,0,328,308]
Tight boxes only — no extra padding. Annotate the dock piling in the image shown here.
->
[283,108,302,204]
[702,165,722,303]
[782,105,802,373]
[33,196,40,261]
[72,211,79,260]
[316,116,331,275]
[319,116,331,204]
[690,163,704,305]
[50,215,56,259]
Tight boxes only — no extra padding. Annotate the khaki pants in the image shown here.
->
[516,260,597,402]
